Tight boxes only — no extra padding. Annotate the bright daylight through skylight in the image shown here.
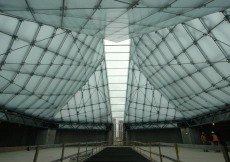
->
[104,39,130,125]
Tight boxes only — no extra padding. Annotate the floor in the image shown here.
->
[86,147,149,161]
[0,146,93,162]
[0,146,228,162]
[139,146,227,162]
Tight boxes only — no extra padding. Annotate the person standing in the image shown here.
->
[201,132,209,152]
[211,131,219,145]
[211,131,220,152]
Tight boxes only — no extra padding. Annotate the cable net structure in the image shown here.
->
[0,0,230,130]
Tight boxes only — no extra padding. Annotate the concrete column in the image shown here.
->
[36,129,56,145]
[46,129,56,144]
[107,131,113,145]
[180,128,201,144]
[126,130,129,144]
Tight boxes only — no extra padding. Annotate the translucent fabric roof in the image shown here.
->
[125,60,183,123]
[0,13,111,127]
[54,60,112,123]
[128,9,230,128]
[1,0,230,42]
[0,1,230,130]
[126,8,230,128]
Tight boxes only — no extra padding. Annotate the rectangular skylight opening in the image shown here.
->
[104,39,130,138]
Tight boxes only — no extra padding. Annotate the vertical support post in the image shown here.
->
[92,142,94,155]
[221,146,230,162]
[93,142,96,154]
[137,142,139,153]
[85,142,88,160]
[140,143,141,154]
[175,144,180,162]
[96,142,97,153]
[61,143,65,162]
[149,143,152,162]
[77,142,80,162]
[33,145,40,162]
[159,143,162,162]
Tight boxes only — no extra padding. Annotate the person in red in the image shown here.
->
[201,132,209,152]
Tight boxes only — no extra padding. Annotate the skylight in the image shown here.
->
[104,39,130,123]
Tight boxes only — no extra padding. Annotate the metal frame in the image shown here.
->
[126,8,230,127]
[1,1,229,42]
[178,106,230,127]
[125,106,230,130]
[0,13,112,129]
[1,2,230,130]
[0,107,111,130]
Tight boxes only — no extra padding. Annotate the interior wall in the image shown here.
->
[35,129,56,145]
[0,122,41,147]
[180,121,230,145]
[195,121,230,146]
[127,128,183,143]
[0,122,109,147]
[180,127,201,144]
[55,129,108,144]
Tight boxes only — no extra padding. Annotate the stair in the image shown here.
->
[85,147,149,162]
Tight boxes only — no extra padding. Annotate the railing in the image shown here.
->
[127,141,230,162]
[1,141,230,162]
[112,140,127,146]
[0,141,108,162]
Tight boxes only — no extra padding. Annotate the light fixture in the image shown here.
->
[212,123,215,125]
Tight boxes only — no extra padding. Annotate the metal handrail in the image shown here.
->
[0,141,108,162]
[128,140,230,162]
[0,141,108,152]
[1,141,229,162]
